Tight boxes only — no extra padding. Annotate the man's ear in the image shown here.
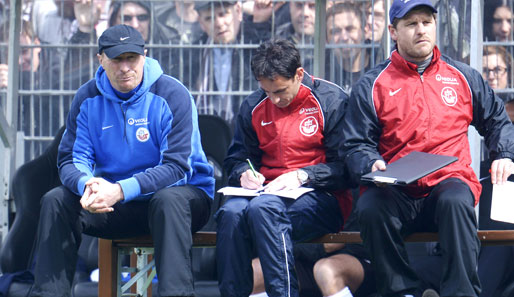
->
[97,53,103,64]
[296,67,304,81]
[235,1,243,22]
[144,49,148,56]
[388,24,397,41]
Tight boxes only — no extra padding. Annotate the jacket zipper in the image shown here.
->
[120,104,128,142]
[420,74,431,146]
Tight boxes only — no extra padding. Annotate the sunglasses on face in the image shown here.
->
[121,14,150,22]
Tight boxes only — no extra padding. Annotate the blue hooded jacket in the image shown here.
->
[58,57,214,201]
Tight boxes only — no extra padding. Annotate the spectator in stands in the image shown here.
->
[325,2,370,91]
[194,0,264,126]
[153,1,202,45]
[108,1,151,42]
[63,0,105,90]
[483,45,510,90]
[29,25,215,297]
[151,1,202,87]
[245,0,291,33]
[32,0,104,140]
[482,45,514,121]
[216,39,352,297]
[365,0,386,44]
[0,20,46,161]
[484,1,513,42]
[340,1,514,297]
[364,0,387,65]
[33,0,103,75]
[275,0,316,73]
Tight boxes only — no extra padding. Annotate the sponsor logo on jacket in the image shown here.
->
[128,117,149,126]
[299,107,319,115]
[435,74,459,85]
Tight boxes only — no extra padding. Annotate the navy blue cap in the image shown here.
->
[98,24,145,58]
[195,0,236,12]
[389,0,437,23]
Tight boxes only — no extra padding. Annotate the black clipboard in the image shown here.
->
[361,151,458,185]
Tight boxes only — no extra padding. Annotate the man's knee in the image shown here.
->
[356,194,386,226]
[435,180,475,214]
[246,195,284,221]
[40,186,75,213]
[149,187,194,216]
[216,198,248,223]
[313,257,338,284]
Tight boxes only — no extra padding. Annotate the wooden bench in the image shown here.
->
[98,230,514,297]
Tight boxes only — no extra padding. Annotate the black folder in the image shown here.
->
[361,151,458,185]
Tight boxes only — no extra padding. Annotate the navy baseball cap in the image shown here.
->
[98,24,145,58]
[195,0,236,12]
[389,0,437,23]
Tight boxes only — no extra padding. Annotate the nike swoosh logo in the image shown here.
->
[102,125,113,130]
[120,37,130,41]
[389,88,402,96]
[261,120,272,126]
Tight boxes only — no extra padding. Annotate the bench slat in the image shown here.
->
[106,230,514,248]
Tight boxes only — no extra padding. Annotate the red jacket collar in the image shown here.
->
[390,45,441,73]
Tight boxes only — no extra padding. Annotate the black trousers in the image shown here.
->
[356,178,481,297]
[30,184,211,297]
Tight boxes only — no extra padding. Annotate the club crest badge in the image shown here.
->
[441,87,458,106]
[299,116,318,137]
[136,127,150,142]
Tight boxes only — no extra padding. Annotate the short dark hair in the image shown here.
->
[326,2,364,26]
[251,39,301,80]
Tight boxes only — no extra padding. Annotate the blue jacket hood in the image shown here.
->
[95,57,164,103]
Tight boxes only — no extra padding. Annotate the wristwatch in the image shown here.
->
[297,169,309,185]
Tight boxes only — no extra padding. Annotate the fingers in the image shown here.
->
[87,200,114,213]
[491,158,514,185]
[80,185,92,208]
[371,160,386,172]
[241,170,265,189]
[0,64,9,89]
[263,171,300,192]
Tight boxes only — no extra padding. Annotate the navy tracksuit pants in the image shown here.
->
[215,190,343,297]
[356,178,481,297]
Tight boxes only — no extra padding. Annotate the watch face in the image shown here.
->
[298,170,308,184]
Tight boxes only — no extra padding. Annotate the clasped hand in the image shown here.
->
[80,177,124,213]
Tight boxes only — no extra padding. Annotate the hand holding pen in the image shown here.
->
[241,159,265,189]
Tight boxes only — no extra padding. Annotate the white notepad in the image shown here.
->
[217,186,314,199]
[490,181,514,224]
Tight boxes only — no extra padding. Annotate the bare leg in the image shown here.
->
[314,253,365,296]
[252,257,266,295]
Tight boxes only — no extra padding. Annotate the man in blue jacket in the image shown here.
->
[30,25,215,297]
